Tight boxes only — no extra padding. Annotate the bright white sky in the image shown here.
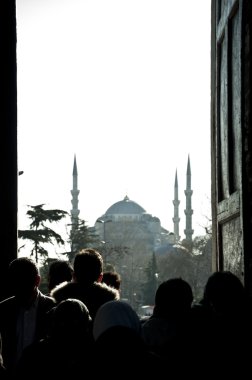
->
[16,0,211,249]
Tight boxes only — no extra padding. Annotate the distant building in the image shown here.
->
[94,195,174,257]
[70,156,194,306]
[70,155,194,257]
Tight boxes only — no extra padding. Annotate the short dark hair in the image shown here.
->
[48,259,73,291]
[102,271,121,290]
[154,278,193,316]
[203,271,245,313]
[8,257,39,293]
[74,248,103,284]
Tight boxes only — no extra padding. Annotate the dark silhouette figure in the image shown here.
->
[102,270,121,291]
[0,257,55,374]
[51,248,119,319]
[47,259,73,294]
[197,270,252,377]
[14,298,93,379]
[202,270,246,315]
[142,278,194,376]
[93,300,163,378]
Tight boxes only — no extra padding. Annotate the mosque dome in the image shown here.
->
[105,195,146,215]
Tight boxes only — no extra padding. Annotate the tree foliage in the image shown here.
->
[155,235,212,302]
[18,204,68,263]
[98,243,129,271]
[68,218,99,262]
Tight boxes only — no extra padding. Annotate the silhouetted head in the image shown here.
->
[48,259,73,291]
[203,271,246,314]
[73,248,103,285]
[51,298,91,341]
[8,257,40,305]
[154,278,193,317]
[93,300,141,341]
[102,271,121,290]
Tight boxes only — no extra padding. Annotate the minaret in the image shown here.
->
[70,155,80,251]
[184,155,194,242]
[172,169,180,242]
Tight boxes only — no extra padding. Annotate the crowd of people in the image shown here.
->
[0,248,251,378]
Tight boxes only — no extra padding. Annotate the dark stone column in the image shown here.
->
[0,0,17,300]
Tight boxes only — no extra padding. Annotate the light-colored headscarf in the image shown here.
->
[93,300,141,341]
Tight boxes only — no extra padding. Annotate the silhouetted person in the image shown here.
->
[102,270,121,291]
[142,278,194,376]
[51,248,119,319]
[14,298,93,379]
[198,270,251,377]
[0,257,55,375]
[93,300,163,378]
[202,270,246,315]
[47,259,73,294]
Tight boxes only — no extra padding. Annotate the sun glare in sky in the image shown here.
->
[17,0,211,251]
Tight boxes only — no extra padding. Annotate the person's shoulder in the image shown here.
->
[0,296,16,312]
[0,296,15,305]
[39,292,55,303]
[50,281,79,302]
[37,290,56,311]
[92,281,120,300]
[0,297,16,325]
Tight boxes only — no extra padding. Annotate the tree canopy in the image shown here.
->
[18,204,68,263]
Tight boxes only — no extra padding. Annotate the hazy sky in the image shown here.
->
[16,0,211,251]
